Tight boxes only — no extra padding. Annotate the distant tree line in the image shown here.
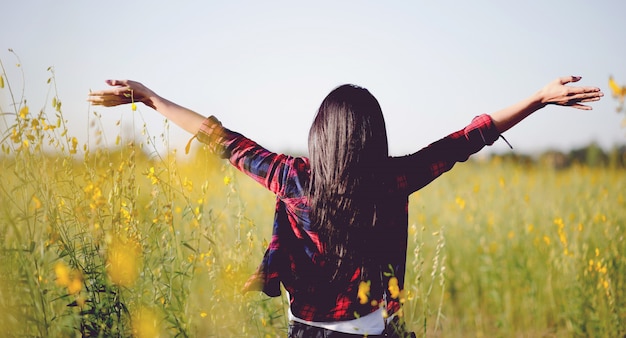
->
[488,143,626,169]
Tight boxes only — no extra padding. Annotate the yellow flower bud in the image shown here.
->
[19,105,28,119]
[388,277,400,299]
[54,261,71,287]
[357,280,370,305]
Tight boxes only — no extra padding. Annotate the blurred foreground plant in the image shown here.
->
[0,51,285,337]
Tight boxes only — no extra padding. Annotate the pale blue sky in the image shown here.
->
[1,1,625,157]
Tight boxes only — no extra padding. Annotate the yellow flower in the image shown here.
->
[405,289,414,301]
[31,195,42,210]
[183,177,193,192]
[54,261,82,295]
[146,167,158,185]
[107,236,142,287]
[555,217,568,247]
[10,128,20,143]
[67,272,83,295]
[223,176,231,185]
[609,76,626,99]
[388,277,400,299]
[381,308,389,319]
[131,307,159,338]
[131,102,137,111]
[54,261,71,287]
[455,196,465,210]
[554,217,564,228]
[357,280,370,305]
[19,105,28,119]
[69,137,78,154]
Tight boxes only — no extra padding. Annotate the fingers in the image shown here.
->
[563,76,603,100]
[571,97,602,109]
[559,76,603,96]
[87,90,130,100]
[87,94,130,107]
[559,89,604,110]
[106,79,129,87]
[570,88,604,99]
[87,87,133,107]
[579,95,603,103]
[570,103,593,111]
[568,85,602,93]
[88,88,128,97]
[560,75,582,85]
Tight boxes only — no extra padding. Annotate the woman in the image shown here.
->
[88,76,602,337]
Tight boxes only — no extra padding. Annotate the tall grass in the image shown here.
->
[0,54,283,337]
[406,159,625,337]
[1,57,624,337]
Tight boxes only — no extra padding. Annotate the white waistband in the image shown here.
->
[289,306,395,335]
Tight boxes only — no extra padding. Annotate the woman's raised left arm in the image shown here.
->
[490,76,603,133]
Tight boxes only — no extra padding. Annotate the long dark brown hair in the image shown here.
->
[308,84,389,283]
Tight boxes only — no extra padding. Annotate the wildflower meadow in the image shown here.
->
[1,56,625,337]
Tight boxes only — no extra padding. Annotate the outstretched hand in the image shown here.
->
[88,80,157,110]
[88,79,207,135]
[538,76,603,110]
[491,76,604,133]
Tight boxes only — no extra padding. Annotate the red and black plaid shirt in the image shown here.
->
[196,114,501,322]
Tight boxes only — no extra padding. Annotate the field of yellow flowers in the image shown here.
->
[1,61,624,337]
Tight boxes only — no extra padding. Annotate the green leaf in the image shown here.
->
[182,241,197,253]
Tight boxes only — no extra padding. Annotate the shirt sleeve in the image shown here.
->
[392,114,501,194]
[195,116,307,198]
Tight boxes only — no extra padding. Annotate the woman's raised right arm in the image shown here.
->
[88,80,299,197]
[88,79,206,135]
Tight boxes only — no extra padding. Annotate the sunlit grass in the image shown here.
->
[406,158,626,336]
[1,57,624,337]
